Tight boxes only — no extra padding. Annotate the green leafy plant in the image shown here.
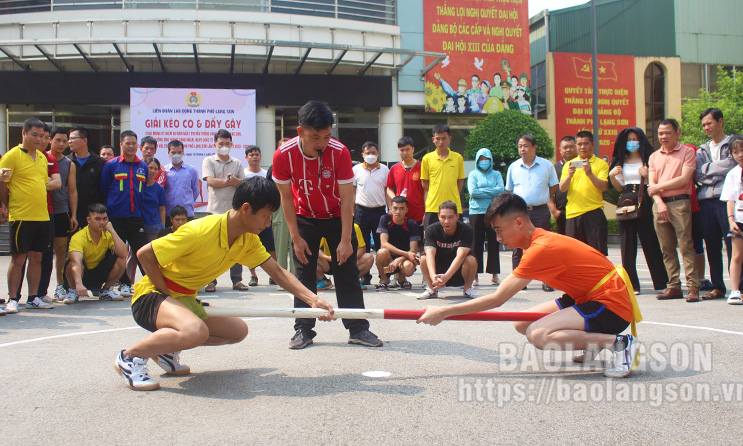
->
[681,66,743,146]
[465,110,554,173]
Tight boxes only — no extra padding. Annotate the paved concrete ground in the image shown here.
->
[1,247,742,445]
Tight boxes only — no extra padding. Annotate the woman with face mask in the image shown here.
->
[467,148,504,286]
[609,127,668,294]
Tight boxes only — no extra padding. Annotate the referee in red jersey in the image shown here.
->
[272,101,383,349]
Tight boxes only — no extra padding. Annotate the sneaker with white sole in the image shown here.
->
[151,351,190,375]
[417,288,438,300]
[4,300,19,314]
[54,285,66,302]
[26,297,54,309]
[463,289,480,298]
[572,349,601,363]
[40,295,54,304]
[115,350,160,391]
[119,284,133,297]
[63,290,78,305]
[727,290,743,305]
[99,286,124,301]
[0,307,5,316]
[604,335,639,378]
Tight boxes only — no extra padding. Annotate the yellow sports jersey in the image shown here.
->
[132,212,270,303]
[0,145,49,221]
[560,155,609,219]
[320,223,365,256]
[68,226,115,269]
[420,149,465,213]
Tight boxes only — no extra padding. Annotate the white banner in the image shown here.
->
[129,88,257,208]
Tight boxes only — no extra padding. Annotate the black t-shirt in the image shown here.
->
[376,214,420,251]
[424,221,474,260]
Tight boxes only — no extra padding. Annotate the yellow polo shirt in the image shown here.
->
[132,212,270,304]
[0,145,49,221]
[560,155,609,219]
[320,223,365,256]
[421,149,465,213]
[68,226,115,269]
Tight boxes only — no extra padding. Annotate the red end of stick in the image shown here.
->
[383,309,549,322]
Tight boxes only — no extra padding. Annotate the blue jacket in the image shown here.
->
[468,148,504,215]
[100,155,148,218]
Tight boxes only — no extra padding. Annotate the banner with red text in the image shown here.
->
[553,53,636,159]
[423,0,530,114]
[129,88,256,207]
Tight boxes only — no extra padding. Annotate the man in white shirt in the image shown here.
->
[352,141,389,285]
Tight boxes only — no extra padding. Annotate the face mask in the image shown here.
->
[626,141,640,153]
[217,146,230,156]
[364,154,378,164]
[478,160,492,171]
[170,154,183,164]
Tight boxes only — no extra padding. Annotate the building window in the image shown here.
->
[645,62,665,149]
[530,62,547,119]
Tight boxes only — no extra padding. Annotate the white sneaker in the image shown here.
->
[152,351,191,375]
[573,349,601,363]
[463,289,480,298]
[604,335,639,378]
[99,286,124,301]
[26,297,54,309]
[388,278,400,289]
[727,290,743,305]
[40,295,54,304]
[54,285,66,302]
[115,350,160,391]
[63,290,78,305]
[4,300,19,314]
[0,308,5,316]
[417,288,438,300]
[119,284,133,297]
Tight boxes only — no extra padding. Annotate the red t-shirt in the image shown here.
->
[45,151,60,215]
[272,136,354,219]
[386,161,425,222]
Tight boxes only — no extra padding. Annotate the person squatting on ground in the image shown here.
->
[115,177,335,390]
[374,196,421,291]
[417,192,643,379]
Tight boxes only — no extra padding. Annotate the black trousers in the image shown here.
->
[470,213,500,274]
[618,191,669,291]
[512,206,551,269]
[354,205,385,252]
[110,217,147,286]
[566,207,608,255]
[555,208,567,235]
[293,215,369,336]
[699,198,733,292]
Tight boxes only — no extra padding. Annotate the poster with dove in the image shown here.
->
[423,0,530,114]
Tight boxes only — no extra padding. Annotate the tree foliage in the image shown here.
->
[681,66,743,145]
[465,110,554,174]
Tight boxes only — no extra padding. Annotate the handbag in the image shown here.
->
[615,179,644,222]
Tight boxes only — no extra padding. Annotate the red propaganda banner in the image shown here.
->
[423,0,530,115]
[553,53,636,159]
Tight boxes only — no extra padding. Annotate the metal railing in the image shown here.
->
[0,0,396,24]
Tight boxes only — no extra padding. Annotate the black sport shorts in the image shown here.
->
[10,220,51,254]
[556,294,629,334]
[53,212,72,238]
[131,292,168,333]
[63,250,118,291]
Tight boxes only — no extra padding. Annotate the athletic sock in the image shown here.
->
[613,335,627,351]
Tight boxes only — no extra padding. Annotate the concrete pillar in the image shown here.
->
[256,105,276,168]
[120,105,131,131]
[379,76,403,163]
[0,104,7,155]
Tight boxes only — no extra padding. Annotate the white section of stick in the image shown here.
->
[205,307,384,319]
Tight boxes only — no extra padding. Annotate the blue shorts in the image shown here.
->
[556,294,629,334]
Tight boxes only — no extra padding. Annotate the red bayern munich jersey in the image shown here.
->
[386,161,425,222]
[272,136,354,219]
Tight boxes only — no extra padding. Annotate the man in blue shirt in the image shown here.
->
[505,134,559,291]
[163,140,200,225]
[99,130,149,297]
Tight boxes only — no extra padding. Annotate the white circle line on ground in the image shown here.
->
[0,317,270,349]
[1,318,741,349]
[641,320,743,336]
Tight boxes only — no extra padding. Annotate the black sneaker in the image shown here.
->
[289,330,314,349]
[542,283,554,292]
[348,330,383,347]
